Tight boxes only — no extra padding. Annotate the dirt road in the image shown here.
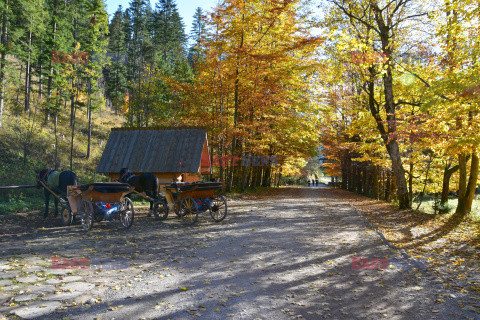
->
[0,187,478,319]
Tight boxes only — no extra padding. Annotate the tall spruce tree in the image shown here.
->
[124,0,154,126]
[82,0,109,159]
[0,0,11,127]
[43,0,76,121]
[151,0,187,71]
[188,7,206,72]
[104,6,128,111]
[126,0,152,82]
[13,0,46,113]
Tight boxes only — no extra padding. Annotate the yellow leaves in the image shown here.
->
[154,302,165,309]
[455,259,465,265]
[156,0,320,174]
[109,305,124,311]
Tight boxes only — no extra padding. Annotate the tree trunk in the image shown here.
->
[47,0,59,122]
[366,166,372,196]
[227,68,239,192]
[458,153,467,201]
[390,173,397,201]
[276,166,282,187]
[262,165,271,187]
[241,165,248,192]
[456,152,479,215]
[39,47,43,100]
[87,106,92,158]
[408,163,413,206]
[69,80,77,170]
[441,163,459,205]
[16,64,23,104]
[464,153,479,213]
[356,164,362,194]
[373,3,411,209]
[385,172,391,202]
[218,145,224,184]
[0,0,7,128]
[86,80,92,159]
[24,18,32,113]
[372,165,379,199]
[341,154,348,189]
[416,156,433,211]
[349,161,355,191]
[54,114,58,168]
[227,10,244,192]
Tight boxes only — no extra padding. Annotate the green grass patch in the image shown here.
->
[0,193,45,215]
[413,196,480,221]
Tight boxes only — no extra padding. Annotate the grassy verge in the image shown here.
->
[413,197,480,221]
[0,106,124,215]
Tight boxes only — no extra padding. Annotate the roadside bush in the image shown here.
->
[432,198,453,214]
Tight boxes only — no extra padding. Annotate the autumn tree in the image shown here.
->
[321,0,433,209]
[167,0,321,190]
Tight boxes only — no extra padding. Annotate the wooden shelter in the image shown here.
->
[96,127,211,185]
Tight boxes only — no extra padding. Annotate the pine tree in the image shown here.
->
[12,0,46,113]
[188,7,206,72]
[82,0,109,159]
[126,0,152,82]
[109,6,126,55]
[151,0,187,71]
[104,6,128,111]
[0,0,11,127]
[124,0,154,126]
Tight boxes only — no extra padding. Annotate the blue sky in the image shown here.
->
[104,0,219,35]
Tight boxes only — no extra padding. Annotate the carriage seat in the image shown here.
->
[78,182,131,193]
[166,181,222,193]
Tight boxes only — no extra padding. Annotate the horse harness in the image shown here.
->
[39,169,52,182]
[39,169,62,195]
[120,171,134,183]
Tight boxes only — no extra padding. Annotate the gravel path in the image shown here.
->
[0,187,479,319]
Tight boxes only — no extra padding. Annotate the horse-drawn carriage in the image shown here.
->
[32,169,226,229]
[64,182,135,231]
[152,181,227,226]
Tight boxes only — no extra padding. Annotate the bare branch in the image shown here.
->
[329,0,380,34]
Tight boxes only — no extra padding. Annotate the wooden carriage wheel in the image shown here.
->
[80,199,94,232]
[209,195,227,222]
[60,203,73,226]
[153,200,169,221]
[179,197,199,226]
[119,197,135,228]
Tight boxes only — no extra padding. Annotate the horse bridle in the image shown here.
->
[120,171,133,183]
[38,169,52,183]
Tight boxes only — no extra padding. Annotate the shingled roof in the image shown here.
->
[96,127,208,174]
